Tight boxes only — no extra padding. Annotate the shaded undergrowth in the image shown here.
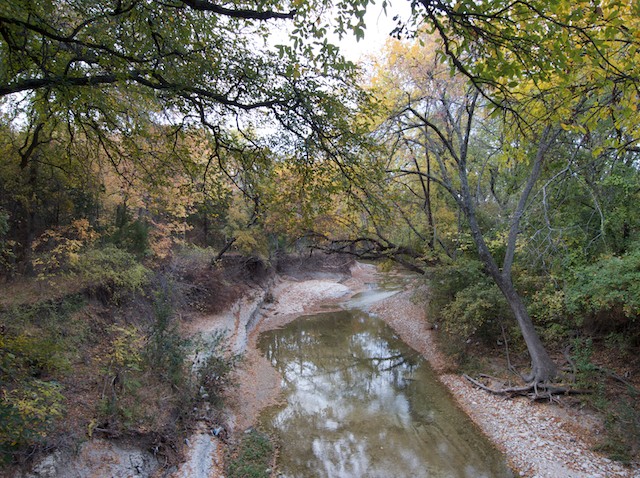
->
[0,245,250,469]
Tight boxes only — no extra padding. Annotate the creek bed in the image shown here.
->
[257,285,513,478]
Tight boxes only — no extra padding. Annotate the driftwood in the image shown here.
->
[463,374,592,401]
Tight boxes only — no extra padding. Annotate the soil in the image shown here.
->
[228,262,639,478]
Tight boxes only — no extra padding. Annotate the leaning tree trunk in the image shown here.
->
[468,217,558,383]
[462,183,558,383]
[458,124,559,383]
[494,275,557,382]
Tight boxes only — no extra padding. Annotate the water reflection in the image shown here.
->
[258,311,513,478]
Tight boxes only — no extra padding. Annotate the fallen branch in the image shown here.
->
[463,374,592,400]
[593,365,639,395]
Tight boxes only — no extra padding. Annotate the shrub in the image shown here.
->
[565,246,640,336]
[428,258,510,343]
[427,257,487,310]
[69,245,150,301]
[0,296,85,461]
[526,281,571,347]
[110,216,151,256]
[440,281,510,341]
[0,380,64,460]
[31,219,98,277]
[145,287,190,388]
[0,334,70,380]
[170,245,217,273]
[570,337,640,462]
[196,333,240,408]
[96,325,145,429]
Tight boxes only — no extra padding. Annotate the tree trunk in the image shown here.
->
[17,157,39,275]
[466,213,557,382]
[461,181,558,382]
[465,209,558,381]
[457,121,558,383]
[212,236,237,264]
[494,275,557,382]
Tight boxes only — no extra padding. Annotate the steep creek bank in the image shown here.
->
[17,261,638,477]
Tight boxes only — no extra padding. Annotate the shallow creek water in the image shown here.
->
[257,283,513,478]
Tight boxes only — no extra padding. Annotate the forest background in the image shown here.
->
[1,0,639,470]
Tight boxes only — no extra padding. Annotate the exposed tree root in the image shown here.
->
[463,374,592,401]
[592,365,640,395]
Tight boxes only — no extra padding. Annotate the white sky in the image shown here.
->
[265,1,414,64]
[333,1,413,62]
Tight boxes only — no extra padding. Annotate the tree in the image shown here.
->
[0,0,375,268]
[370,33,561,382]
[370,0,640,384]
[0,0,369,139]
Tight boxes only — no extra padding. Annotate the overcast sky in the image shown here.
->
[335,1,413,61]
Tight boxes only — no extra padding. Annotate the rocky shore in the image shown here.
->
[370,286,636,478]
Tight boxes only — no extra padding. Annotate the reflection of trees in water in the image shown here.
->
[258,310,511,478]
[264,311,421,399]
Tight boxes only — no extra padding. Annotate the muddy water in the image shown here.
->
[258,306,513,478]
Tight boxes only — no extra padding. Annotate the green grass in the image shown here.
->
[227,429,274,478]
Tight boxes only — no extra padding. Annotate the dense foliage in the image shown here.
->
[1,0,640,468]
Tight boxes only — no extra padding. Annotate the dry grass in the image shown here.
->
[0,275,83,309]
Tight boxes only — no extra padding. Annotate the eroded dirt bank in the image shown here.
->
[226,262,638,478]
[172,262,355,478]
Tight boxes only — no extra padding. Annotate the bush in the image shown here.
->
[427,258,487,310]
[69,245,150,301]
[0,334,70,380]
[440,281,510,341]
[110,214,151,256]
[525,280,571,347]
[428,258,510,343]
[0,295,87,461]
[196,332,240,408]
[31,219,98,277]
[170,244,217,273]
[145,287,190,388]
[0,380,64,458]
[565,246,640,335]
[97,325,146,429]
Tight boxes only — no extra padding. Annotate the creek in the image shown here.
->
[257,280,514,478]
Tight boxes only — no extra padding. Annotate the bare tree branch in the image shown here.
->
[180,0,295,20]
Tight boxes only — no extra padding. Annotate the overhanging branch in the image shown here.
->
[180,0,295,20]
